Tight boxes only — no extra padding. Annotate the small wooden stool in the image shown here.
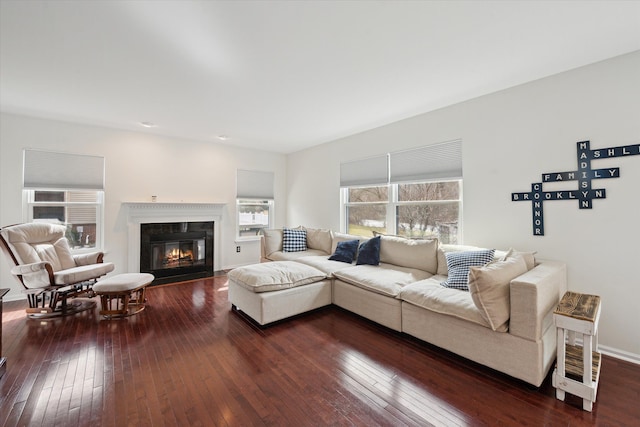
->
[93,273,154,318]
[552,291,601,411]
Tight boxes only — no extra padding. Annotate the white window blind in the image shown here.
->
[389,139,462,183]
[23,149,105,190]
[340,154,389,187]
[237,169,274,199]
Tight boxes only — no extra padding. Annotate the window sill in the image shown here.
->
[235,237,261,244]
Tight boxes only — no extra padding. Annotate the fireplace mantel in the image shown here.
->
[123,202,226,274]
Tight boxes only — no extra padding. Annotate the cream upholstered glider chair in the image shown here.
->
[0,222,114,318]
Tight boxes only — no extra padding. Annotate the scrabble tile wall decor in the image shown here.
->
[512,140,640,236]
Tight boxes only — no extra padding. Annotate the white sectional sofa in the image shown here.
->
[229,227,567,387]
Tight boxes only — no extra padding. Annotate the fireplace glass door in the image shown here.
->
[140,222,214,285]
[151,239,205,270]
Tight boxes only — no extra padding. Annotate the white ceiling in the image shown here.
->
[1,1,639,154]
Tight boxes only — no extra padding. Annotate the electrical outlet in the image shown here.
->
[236,246,241,253]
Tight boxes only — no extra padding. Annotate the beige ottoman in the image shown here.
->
[93,273,154,318]
[228,261,331,325]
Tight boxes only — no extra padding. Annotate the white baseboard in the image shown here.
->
[598,344,640,365]
[2,293,26,303]
[571,336,640,365]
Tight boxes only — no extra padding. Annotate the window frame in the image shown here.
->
[341,179,463,243]
[236,198,274,241]
[23,188,105,253]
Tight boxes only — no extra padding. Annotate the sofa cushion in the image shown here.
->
[54,262,115,285]
[329,239,359,263]
[262,229,283,257]
[468,255,528,331]
[283,228,307,252]
[268,249,328,261]
[441,249,495,291]
[356,236,381,265]
[228,261,326,293]
[303,227,333,254]
[334,263,432,297]
[379,235,438,274]
[400,277,505,331]
[294,255,356,278]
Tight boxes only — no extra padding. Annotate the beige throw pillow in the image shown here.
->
[379,235,438,274]
[303,227,333,254]
[468,255,528,331]
[501,248,536,270]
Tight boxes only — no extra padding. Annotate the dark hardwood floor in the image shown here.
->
[1,276,638,426]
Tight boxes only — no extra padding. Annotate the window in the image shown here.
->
[344,186,389,235]
[236,169,275,239]
[237,199,273,238]
[340,140,463,243]
[25,189,104,250]
[396,181,461,242]
[342,180,462,243]
[22,149,106,252]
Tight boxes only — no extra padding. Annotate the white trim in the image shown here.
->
[234,237,261,243]
[2,293,27,302]
[597,344,640,365]
[123,202,226,273]
[571,336,640,365]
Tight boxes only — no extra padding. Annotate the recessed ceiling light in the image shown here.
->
[217,135,229,141]
[139,121,156,128]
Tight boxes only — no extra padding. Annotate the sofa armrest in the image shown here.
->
[509,260,567,341]
[73,251,105,266]
[260,229,283,261]
[260,235,269,262]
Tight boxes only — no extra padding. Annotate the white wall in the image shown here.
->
[0,113,287,300]
[287,51,640,359]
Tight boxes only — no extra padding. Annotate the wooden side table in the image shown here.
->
[552,291,601,411]
[1,288,9,379]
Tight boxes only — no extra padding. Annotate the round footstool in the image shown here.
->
[93,273,154,318]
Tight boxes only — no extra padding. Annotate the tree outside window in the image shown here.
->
[343,180,462,243]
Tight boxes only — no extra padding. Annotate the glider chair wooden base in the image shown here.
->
[23,284,96,319]
[0,223,114,319]
[93,273,154,318]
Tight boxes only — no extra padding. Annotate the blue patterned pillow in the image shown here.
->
[283,228,307,252]
[329,239,359,263]
[441,249,495,291]
[356,236,381,266]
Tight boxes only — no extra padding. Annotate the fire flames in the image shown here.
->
[163,248,194,266]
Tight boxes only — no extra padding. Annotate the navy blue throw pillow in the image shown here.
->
[329,239,359,263]
[356,236,381,266]
[441,249,495,291]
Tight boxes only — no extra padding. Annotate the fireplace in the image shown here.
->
[140,221,214,285]
[124,202,225,282]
